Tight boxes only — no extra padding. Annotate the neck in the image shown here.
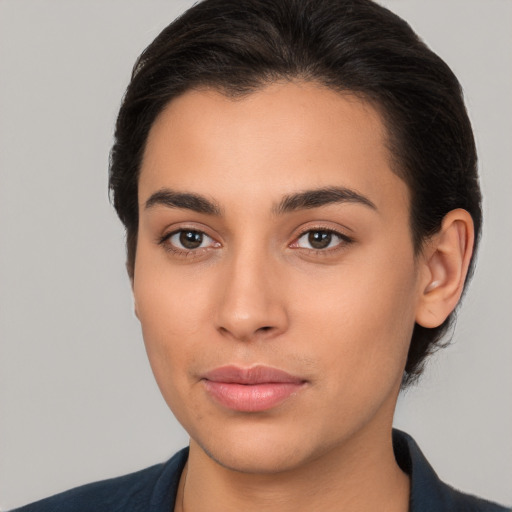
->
[175,423,409,512]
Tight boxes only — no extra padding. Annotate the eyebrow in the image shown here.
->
[145,189,222,215]
[274,186,377,214]
[144,185,376,216]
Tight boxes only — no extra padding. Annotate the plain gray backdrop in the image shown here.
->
[1,0,511,509]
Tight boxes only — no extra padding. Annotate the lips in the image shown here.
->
[202,365,306,412]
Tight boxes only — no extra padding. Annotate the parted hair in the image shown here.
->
[109,0,481,385]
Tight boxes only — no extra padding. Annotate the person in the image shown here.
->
[8,0,510,511]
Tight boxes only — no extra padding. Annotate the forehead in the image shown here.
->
[139,82,408,213]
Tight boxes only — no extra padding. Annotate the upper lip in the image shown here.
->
[202,365,305,384]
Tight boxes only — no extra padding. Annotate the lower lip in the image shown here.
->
[202,381,304,412]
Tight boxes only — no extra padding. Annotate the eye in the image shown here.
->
[161,229,219,252]
[293,229,351,250]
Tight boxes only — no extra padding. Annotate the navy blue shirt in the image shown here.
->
[11,430,509,511]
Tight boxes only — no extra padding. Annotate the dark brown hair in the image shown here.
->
[109,0,481,385]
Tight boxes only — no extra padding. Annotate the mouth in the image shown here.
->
[201,365,307,412]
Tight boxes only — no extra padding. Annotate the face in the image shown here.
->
[134,82,425,474]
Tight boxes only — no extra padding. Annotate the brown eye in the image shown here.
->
[308,231,332,249]
[294,229,350,251]
[166,229,215,251]
[179,230,203,249]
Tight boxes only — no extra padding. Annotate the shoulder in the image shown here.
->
[444,490,511,512]
[9,448,188,512]
[393,430,510,512]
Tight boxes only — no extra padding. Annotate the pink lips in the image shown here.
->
[202,365,306,412]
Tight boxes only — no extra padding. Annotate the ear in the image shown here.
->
[415,209,475,328]
[127,263,140,320]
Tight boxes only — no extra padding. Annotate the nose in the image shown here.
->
[214,248,289,342]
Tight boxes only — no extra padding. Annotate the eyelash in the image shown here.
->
[291,227,354,255]
[158,229,219,258]
[158,227,353,258]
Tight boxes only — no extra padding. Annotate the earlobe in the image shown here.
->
[415,209,475,328]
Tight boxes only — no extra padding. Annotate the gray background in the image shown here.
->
[0,0,511,509]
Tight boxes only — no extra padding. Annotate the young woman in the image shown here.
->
[8,1,510,511]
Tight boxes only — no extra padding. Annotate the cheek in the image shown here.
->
[293,252,418,391]
[134,243,213,336]
[132,255,215,396]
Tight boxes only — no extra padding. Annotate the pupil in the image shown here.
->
[308,231,331,249]
[180,231,203,249]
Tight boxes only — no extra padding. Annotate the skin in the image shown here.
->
[133,82,473,511]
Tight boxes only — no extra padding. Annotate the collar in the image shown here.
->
[393,429,508,511]
[155,430,507,512]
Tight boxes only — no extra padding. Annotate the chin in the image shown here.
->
[189,417,336,475]
[200,440,312,474]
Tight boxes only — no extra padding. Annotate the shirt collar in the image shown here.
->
[393,429,452,511]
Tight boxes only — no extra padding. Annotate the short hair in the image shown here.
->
[109,0,481,386]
